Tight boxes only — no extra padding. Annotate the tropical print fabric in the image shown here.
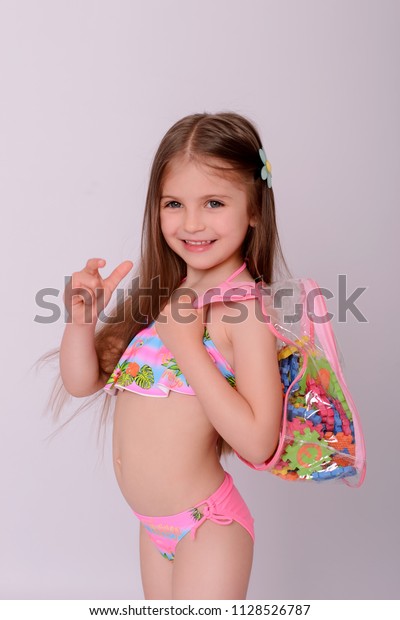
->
[103,322,236,397]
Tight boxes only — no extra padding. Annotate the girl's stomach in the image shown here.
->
[112,387,225,516]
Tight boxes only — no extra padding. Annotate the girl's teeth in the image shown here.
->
[185,240,213,245]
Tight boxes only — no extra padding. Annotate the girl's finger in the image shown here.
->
[71,273,101,293]
[199,302,209,324]
[64,281,95,308]
[104,260,134,294]
[84,257,106,276]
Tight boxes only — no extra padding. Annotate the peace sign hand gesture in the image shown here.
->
[63,257,133,327]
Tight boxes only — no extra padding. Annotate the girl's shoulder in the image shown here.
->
[219,288,275,348]
[222,297,271,339]
[220,268,260,318]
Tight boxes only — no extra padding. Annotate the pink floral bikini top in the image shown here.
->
[103,261,258,398]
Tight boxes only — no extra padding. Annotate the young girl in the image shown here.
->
[56,112,290,600]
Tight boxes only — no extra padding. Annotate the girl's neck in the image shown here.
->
[182,257,247,289]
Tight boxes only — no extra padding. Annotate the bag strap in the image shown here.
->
[193,277,318,351]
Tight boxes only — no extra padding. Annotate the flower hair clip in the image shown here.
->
[259,148,272,188]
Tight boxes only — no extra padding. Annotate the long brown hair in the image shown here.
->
[37,111,291,459]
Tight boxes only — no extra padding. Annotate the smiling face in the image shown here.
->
[159,155,256,283]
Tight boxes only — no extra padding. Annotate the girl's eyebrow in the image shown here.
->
[160,194,232,200]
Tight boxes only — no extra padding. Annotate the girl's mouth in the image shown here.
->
[182,240,216,252]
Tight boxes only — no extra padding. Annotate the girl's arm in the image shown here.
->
[60,257,133,398]
[169,299,283,464]
[60,322,107,397]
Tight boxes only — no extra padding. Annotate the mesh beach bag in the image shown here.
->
[194,276,366,487]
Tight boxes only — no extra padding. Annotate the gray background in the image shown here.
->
[1,0,398,600]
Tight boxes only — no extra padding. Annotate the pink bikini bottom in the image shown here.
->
[133,471,255,561]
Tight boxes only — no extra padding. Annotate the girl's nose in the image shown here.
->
[183,210,206,233]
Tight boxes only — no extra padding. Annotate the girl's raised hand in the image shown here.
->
[155,292,209,354]
[63,258,134,326]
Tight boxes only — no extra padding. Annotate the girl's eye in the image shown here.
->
[163,200,223,209]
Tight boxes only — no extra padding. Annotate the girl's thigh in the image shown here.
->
[139,523,174,600]
[172,520,254,600]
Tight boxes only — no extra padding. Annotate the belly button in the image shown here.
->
[115,457,122,467]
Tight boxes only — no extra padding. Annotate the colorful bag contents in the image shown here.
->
[194,277,366,487]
